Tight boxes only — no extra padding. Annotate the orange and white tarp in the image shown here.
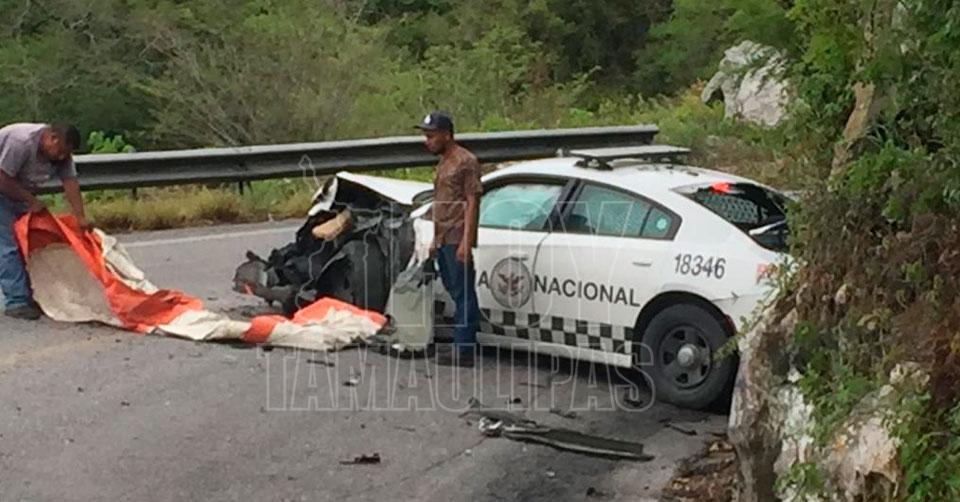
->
[15,213,385,351]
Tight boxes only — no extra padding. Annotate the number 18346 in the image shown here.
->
[674,254,726,279]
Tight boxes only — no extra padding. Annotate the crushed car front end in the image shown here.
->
[234,172,431,315]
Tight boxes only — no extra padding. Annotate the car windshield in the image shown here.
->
[683,182,790,252]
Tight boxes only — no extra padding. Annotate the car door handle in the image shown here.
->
[632,261,652,268]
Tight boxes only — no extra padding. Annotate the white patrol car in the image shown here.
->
[414,146,789,409]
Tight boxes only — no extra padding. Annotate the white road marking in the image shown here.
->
[121,226,300,249]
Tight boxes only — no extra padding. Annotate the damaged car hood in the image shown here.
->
[310,172,432,216]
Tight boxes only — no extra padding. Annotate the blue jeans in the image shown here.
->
[436,244,479,355]
[0,195,31,309]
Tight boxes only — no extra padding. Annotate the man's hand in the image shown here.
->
[456,240,471,264]
[27,199,46,213]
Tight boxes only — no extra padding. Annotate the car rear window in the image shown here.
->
[683,182,789,251]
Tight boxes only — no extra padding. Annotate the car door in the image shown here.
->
[532,181,681,356]
[472,177,571,340]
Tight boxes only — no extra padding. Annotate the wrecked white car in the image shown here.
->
[237,147,791,409]
[234,172,429,314]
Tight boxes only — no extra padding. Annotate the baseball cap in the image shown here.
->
[415,112,454,134]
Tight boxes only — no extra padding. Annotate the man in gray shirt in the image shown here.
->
[0,123,90,320]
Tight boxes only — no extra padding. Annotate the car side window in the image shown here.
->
[641,207,675,239]
[563,184,651,237]
[479,182,564,231]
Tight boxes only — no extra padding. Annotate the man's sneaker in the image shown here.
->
[5,304,42,320]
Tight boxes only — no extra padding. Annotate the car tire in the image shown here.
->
[640,303,736,410]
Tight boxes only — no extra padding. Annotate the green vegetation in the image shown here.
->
[0,0,797,148]
[42,180,316,231]
[769,0,960,498]
[1,0,789,232]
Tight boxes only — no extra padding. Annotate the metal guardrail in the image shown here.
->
[40,125,659,193]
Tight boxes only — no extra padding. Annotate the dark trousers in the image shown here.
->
[0,194,30,308]
[436,244,479,355]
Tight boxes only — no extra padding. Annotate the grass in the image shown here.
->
[41,179,319,232]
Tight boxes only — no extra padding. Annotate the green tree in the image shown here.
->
[635,0,796,96]
[138,0,419,146]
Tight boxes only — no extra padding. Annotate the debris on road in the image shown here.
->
[306,358,335,367]
[585,486,613,499]
[344,369,362,387]
[660,419,698,436]
[519,381,547,389]
[623,393,645,409]
[470,404,654,461]
[549,407,579,420]
[461,402,537,428]
[545,470,556,479]
[339,453,382,465]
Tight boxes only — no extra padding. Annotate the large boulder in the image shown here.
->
[702,41,791,128]
[728,303,795,502]
[729,294,926,501]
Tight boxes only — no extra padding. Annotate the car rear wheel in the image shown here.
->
[640,303,736,410]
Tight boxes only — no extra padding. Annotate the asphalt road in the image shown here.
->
[0,221,726,502]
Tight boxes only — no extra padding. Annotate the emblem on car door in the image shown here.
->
[484,256,533,309]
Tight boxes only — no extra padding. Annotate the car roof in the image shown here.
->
[485,157,763,197]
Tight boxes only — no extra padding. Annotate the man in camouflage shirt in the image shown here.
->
[417,112,482,367]
[0,122,90,320]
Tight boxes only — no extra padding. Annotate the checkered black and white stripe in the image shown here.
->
[435,300,636,355]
